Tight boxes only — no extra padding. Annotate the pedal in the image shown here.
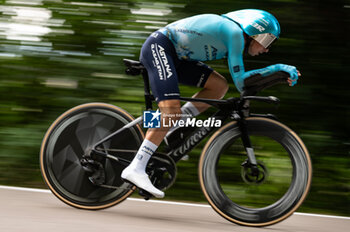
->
[138,189,153,200]
[121,178,153,200]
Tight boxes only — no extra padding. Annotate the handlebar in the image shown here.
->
[242,96,280,104]
[242,71,289,96]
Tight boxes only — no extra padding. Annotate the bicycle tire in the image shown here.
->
[40,103,144,210]
[199,117,312,227]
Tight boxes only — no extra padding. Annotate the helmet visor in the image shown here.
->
[251,33,277,49]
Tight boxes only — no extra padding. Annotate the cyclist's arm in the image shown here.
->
[221,22,298,92]
[220,24,270,92]
[229,62,298,92]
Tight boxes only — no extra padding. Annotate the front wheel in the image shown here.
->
[199,117,312,227]
[40,103,144,210]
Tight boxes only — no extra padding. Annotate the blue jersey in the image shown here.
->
[158,14,292,92]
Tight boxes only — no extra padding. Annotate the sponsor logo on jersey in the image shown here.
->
[204,45,218,60]
[175,29,202,36]
[151,43,173,80]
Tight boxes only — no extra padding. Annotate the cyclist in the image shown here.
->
[121,9,301,198]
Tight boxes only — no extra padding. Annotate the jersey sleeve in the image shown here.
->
[221,25,246,92]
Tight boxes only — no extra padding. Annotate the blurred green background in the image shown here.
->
[0,0,349,216]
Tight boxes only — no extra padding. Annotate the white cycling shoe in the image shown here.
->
[121,166,164,198]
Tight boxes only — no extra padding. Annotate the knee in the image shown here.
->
[205,71,229,98]
[219,77,229,95]
[164,108,182,122]
[158,100,182,121]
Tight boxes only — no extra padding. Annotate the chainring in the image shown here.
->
[146,152,177,191]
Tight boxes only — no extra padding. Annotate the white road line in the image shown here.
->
[127,197,210,208]
[293,212,350,220]
[1,185,349,220]
[0,185,51,193]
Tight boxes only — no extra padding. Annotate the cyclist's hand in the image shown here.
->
[287,70,301,86]
[276,64,299,86]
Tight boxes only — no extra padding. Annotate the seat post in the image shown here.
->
[141,70,153,110]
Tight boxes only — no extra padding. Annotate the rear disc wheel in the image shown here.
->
[40,103,144,210]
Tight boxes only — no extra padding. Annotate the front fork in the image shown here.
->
[232,111,260,177]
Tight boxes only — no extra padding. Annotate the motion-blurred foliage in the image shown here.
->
[0,0,349,216]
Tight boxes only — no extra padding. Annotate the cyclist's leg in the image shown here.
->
[121,100,181,198]
[145,100,181,145]
[164,62,229,140]
[122,31,182,198]
[184,70,229,113]
[177,60,228,113]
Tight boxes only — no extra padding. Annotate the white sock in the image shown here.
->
[128,139,158,173]
[166,102,200,135]
[181,102,200,117]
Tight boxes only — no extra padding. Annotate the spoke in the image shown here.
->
[58,161,84,193]
[72,167,89,195]
[54,145,80,179]
[68,124,86,159]
[75,115,95,149]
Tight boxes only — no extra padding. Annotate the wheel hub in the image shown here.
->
[241,159,268,185]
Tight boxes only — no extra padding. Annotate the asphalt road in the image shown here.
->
[0,186,349,232]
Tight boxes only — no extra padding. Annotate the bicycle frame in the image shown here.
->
[90,97,230,164]
[90,68,280,168]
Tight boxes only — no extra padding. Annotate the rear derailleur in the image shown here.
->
[80,156,105,186]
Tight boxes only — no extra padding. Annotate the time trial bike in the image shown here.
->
[40,59,312,227]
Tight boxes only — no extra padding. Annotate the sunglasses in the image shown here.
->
[251,33,277,49]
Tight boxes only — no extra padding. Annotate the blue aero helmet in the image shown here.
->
[223,9,281,49]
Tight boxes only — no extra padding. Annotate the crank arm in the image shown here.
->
[91,149,132,166]
[99,184,135,191]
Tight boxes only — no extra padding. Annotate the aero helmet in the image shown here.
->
[223,9,281,48]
